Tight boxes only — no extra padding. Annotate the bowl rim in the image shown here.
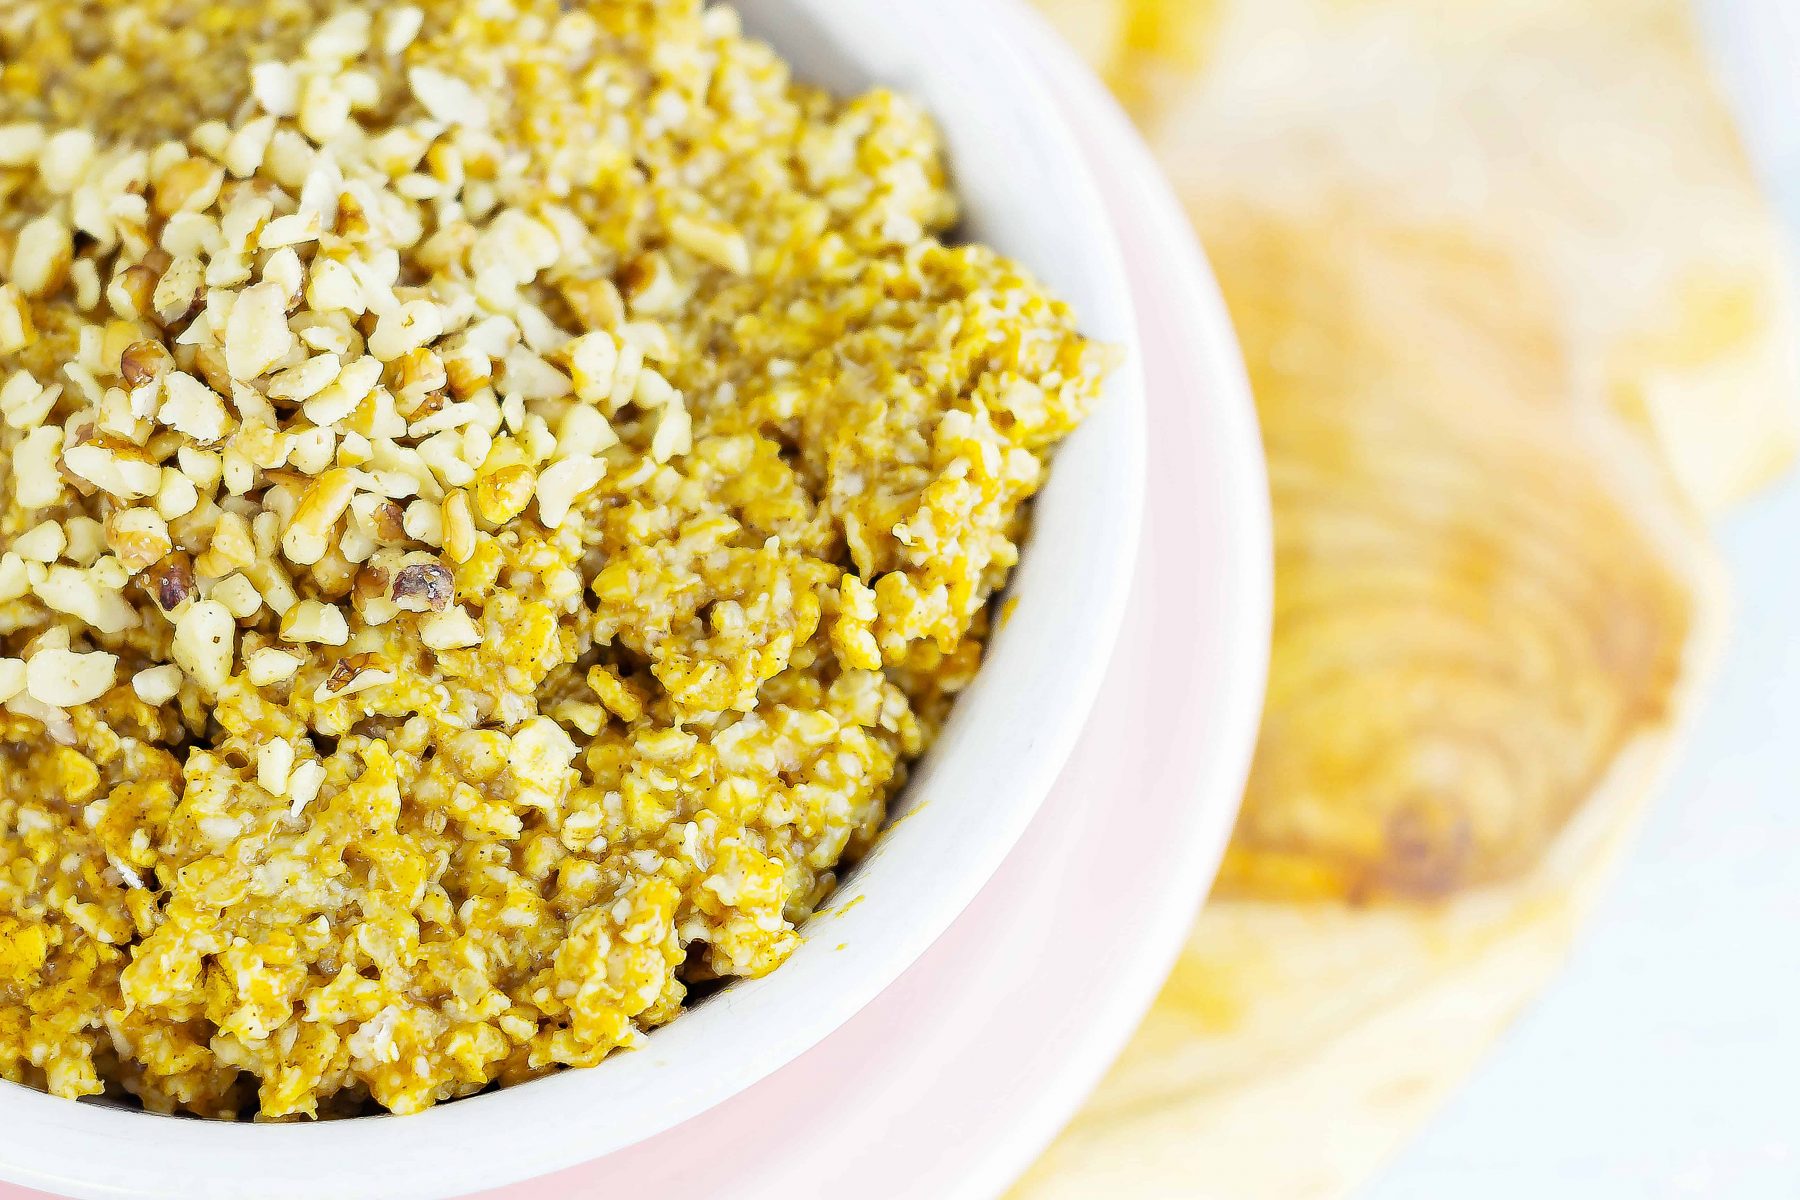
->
[949,5,1273,1191]
[0,5,1162,1198]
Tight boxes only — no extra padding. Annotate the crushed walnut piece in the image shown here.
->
[0,0,1112,1120]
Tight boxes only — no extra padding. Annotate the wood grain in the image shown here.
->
[1014,0,1796,1194]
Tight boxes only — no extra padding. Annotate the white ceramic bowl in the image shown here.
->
[0,4,1149,1197]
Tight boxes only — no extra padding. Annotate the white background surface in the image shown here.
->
[1368,2,1800,1196]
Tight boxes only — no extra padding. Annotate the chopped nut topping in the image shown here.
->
[0,555,27,603]
[266,353,340,403]
[249,63,300,118]
[368,300,443,362]
[650,399,692,464]
[195,510,256,576]
[372,499,407,543]
[0,124,45,169]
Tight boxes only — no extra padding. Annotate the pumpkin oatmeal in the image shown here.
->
[0,0,1111,1118]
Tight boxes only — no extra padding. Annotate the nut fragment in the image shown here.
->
[668,213,751,275]
[15,520,66,563]
[10,215,73,298]
[157,372,231,443]
[120,340,175,388]
[107,508,174,572]
[151,255,204,326]
[507,716,576,799]
[258,211,320,250]
[352,562,391,605]
[299,74,353,143]
[554,406,618,459]
[402,499,443,545]
[61,516,105,565]
[474,464,535,524]
[196,511,257,576]
[257,738,296,795]
[651,400,692,463]
[210,573,263,619]
[0,123,46,168]
[409,67,489,129]
[0,370,56,430]
[132,664,184,705]
[224,281,295,380]
[303,355,382,425]
[170,599,236,692]
[372,500,407,543]
[25,648,117,707]
[153,158,225,218]
[63,445,163,499]
[244,646,303,686]
[282,467,357,565]
[0,284,36,355]
[142,553,196,613]
[287,759,326,817]
[566,333,619,403]
[12,427,64,508]
[534,455,605,527]
[266,354,340,403]
[620,251,679,314]
[440,489,476,563]
[368,299,443,362]
[0,657,28,703]
[279,598,350,645]
[317,651,395,699]
[249,62,300,117]
[390,559,454,612]
[33,564,134,632]
[0,560,26,608]
[419,606,481,650]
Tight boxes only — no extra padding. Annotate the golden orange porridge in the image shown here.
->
[0,0,1111,1118]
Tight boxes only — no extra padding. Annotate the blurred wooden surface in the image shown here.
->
[1014,1,1798,1196]
[1368,1,1800,1189]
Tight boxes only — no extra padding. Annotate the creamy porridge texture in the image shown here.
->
[0,0,1109,1117]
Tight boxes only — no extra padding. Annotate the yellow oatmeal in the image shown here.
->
[0,0,1110,1118]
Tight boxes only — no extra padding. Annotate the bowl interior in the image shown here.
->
[0,4,1145,1198]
